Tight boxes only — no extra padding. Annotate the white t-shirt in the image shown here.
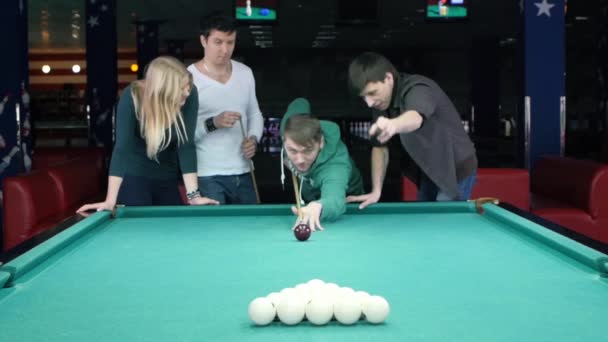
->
[188,60,264,177]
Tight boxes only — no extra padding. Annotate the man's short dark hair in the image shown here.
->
[284,115,323,147]
[199,12,237,38]
[348,52,398,95]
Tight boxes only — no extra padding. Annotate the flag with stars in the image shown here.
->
[20,81,32,173]
[524,0,565,167]
[136,21,162,79]
[86,0,117,148]
[1,0,30,233]
[18,0,31,173]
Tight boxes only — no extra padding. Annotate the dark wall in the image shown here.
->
[227,47,472,120]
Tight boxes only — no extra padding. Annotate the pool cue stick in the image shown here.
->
[15,103,25,172]
[291,173,303,220]
[86,104,91,144]
[238,119,261,203]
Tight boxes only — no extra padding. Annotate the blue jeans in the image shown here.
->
[198,173,257,204]
[417,170,477,202]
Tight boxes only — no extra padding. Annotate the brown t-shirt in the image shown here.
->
[372,73,477,198]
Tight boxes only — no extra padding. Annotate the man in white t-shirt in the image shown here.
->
[188,12,264,204]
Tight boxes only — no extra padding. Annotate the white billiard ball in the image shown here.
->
[323,283,340,297]
[276,295,306,325]
[338,287,356,298]
[333,294,362,325]
[363,295,390,324]
[307,278,325,290]
[266,292,284,309]
[305,295,334,325]
[248,297,276,326]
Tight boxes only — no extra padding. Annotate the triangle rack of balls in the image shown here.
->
[248,278,390,326]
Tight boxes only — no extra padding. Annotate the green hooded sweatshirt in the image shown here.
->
[280,98,364,221]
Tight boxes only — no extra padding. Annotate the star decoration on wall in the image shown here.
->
[88,16,99,28]
[535,0,555,17]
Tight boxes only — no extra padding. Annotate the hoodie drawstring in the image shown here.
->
[280,147,305,205]
[299,176,304,206]
[280,147,286,190]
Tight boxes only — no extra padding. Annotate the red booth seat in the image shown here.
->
[470,168,530,211]
[2,171,64,252]
[401,168,530,211]
[46,160,104,213]
[32,146,108,194]
[2,158,105,252]
[531,156,608,244]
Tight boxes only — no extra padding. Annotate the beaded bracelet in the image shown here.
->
[186,189,202,201]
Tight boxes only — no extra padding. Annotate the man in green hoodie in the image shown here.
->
[280,98,364,231]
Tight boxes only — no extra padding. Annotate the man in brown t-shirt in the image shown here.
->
[346,52,477,208]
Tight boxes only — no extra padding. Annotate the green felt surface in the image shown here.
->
[427,5,467,18]
[1,203,607,342]
[0,271,9,288]
[236,7,277,20]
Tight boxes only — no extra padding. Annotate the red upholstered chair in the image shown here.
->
[401,176,418,202]
[31,149,71,170]
[46,159,103,214]
[531,156,608,244]
[32,147,107,179]
[2,151,107,252]
[2,171,63,252]
[470,169,530,211]
[401,168,530,210]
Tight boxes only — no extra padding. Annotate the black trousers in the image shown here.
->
[117,174,183,206]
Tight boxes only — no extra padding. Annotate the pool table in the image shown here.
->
[1,202,607,341]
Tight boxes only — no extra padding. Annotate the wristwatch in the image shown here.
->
[205,117,217,133]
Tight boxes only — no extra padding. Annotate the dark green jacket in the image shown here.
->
[280,98,364,221]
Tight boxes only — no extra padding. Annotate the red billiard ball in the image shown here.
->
[294,224,311,241]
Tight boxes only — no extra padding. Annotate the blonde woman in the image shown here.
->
[78,56,218,213]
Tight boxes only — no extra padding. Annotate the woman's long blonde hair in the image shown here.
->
[131,56,192,161]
